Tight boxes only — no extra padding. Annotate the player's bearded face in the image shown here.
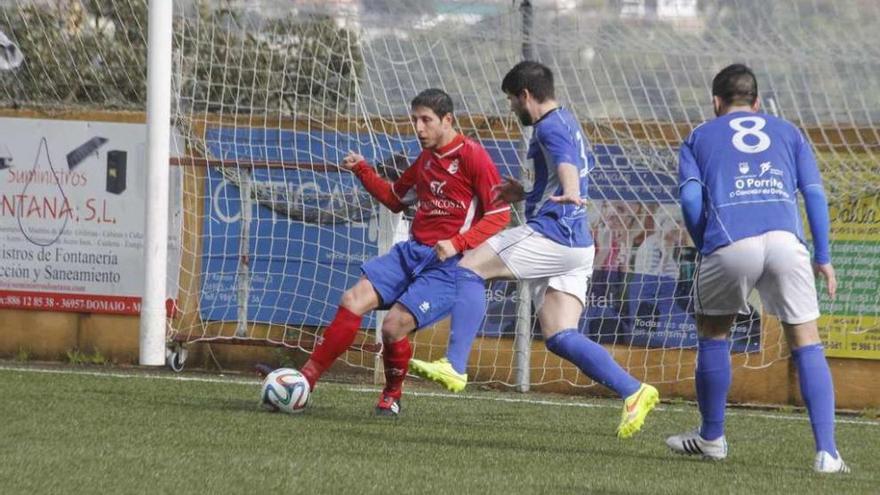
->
[411,106,451,149]
[508,93,532,126]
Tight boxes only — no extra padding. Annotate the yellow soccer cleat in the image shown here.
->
[408,357,468,393]
[617,383,660,439]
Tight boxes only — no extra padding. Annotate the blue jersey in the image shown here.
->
[679,111,823,256]
[524,107,594,248]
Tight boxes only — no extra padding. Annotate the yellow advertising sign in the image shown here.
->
[818,193,880,359]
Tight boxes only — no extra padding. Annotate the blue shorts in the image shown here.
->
[361,240,461,329]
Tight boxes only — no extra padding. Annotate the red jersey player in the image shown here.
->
[299,88,510,416]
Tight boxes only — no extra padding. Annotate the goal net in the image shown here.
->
[2,0,878,388]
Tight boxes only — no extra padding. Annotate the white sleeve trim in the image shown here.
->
[678,177,704,189]
[801,183,825,192]
[484,206,512,215]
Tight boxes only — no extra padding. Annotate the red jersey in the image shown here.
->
[352,134,510,249]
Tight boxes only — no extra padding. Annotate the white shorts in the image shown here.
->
[695,231,820,325]
[487,225,595,310]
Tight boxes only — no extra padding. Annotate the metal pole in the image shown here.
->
[514,0,536,392]
[373,208,400,383]
[520,0,534,61]
[236,169,252,337]
[139,0,173,366]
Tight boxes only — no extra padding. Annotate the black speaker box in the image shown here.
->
[106,150,127,194]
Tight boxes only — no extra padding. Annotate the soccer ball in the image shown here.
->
[260,368,310,414]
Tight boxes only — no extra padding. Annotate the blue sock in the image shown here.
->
[696,338,731,441]
[445,268,486,374]
[792,344,837,455]
[545,329,641,398]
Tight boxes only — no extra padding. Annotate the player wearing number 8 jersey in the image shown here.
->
[665,64,848,473]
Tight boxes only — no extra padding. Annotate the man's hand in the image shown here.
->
[493,176,525,203]
[549,192,584,206]
[814,262,837,299]
[340,151,366,171]
[433,239,459,261]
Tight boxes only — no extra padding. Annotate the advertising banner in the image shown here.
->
[0,118,181,314]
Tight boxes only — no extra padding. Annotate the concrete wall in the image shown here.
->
[2,311,878,410]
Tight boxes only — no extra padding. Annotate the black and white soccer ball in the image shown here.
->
[260,368,310,414]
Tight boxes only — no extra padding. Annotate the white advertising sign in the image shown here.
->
[0,118,181,314]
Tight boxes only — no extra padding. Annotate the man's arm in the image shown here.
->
[534,125,584,206]
[802,186,831,265]
[678,137,706,249]
[342,151,413,213]
[434,146,511,260]
[549,162,583,205]
[795,132,831,265]
[450,209,511,252]
[795,131,836,298]
[493,176,526,204]
[436,211,511,261]
[679,181,705,250]
[452,146,511,251]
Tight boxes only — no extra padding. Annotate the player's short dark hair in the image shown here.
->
[501,61,555,102]
[410,88,454,119]
[712,64,758,106]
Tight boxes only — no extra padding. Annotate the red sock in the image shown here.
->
[382,337,412,400]
[301,306,363,390]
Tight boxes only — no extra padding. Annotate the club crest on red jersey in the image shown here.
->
[429,180,446,197]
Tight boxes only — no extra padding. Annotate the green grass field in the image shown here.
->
[1,364,877,494]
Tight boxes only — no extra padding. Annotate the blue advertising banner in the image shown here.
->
[201,165,378,328]
[199,127,759,351]
[200,127,520,333]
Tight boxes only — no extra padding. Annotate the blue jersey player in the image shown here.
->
[665,64,848,473]
[409,61,659,439]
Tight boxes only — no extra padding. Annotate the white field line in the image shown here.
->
[346,387,880,427]
[0,365,876,427]
[0,365,257,385]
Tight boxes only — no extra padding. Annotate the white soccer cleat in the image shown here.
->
[666,429,728,460]
[814,451,850,474]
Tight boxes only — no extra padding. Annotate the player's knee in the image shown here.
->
[381,312,415,342]
[695,314,735,339]
[340,287,365,312]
